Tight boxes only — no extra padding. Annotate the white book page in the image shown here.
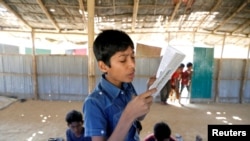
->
[149,46,186,97]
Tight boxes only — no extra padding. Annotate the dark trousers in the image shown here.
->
[160,80,171,102]
[180,84,190,95]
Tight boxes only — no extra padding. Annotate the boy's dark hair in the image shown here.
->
[179,63,185,68]
[187,62,193,67]
[65,110,83,124]
[93,29,134,67]
[154,122,171,141]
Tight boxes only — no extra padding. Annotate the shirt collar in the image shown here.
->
[100,74,129,100]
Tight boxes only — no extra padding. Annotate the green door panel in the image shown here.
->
[191,47,214,99]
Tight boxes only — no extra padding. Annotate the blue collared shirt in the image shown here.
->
[83,74,139,141]
[66,127,92,141]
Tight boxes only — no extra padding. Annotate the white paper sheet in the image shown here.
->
[149,46,186,97]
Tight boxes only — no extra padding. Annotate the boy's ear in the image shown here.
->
[98,61,108,73]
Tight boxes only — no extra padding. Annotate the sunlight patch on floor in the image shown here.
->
[205,110,243,125]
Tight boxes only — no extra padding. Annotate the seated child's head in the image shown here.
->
[154,122,171,141]
[66,110,84,136]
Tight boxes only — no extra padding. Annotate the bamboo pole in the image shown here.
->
[87,0,95,94]
[215,34,226,102]
[31,30,39,100]
[240,40,250,103]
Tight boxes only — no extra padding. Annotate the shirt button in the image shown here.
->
[99,91,102,95]
[121,91,124,94]
[101,130,105,134]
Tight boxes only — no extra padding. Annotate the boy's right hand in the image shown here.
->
[124,88,157,120]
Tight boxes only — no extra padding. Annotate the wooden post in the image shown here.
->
[31,30,39,100]
[239,40,250,103]
[215,34,226,102]
[87,0,95,94]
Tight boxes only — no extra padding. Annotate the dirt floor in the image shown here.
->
[0,99,249,141]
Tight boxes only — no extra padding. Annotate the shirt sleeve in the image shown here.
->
[83,97,107,137]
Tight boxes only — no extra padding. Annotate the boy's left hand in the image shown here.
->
[125,88,157,120]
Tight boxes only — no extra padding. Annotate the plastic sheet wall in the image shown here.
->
[0,54,249,103]
[0,55,160,101]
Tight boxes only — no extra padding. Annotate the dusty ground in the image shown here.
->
[0,99,249,141]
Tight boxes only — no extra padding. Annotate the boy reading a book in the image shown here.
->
[83,29,157,141]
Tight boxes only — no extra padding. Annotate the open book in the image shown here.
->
[149,46,186,97]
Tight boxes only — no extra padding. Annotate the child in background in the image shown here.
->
[169,64,184,104]
[144,121,176,141]
[65,110,91,141]
[180,62,193,95]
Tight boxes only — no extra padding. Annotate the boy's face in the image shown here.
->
[178,67,184,72]
[100,46,135,87]
[188,66,193,70]
[68,121,83,137]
